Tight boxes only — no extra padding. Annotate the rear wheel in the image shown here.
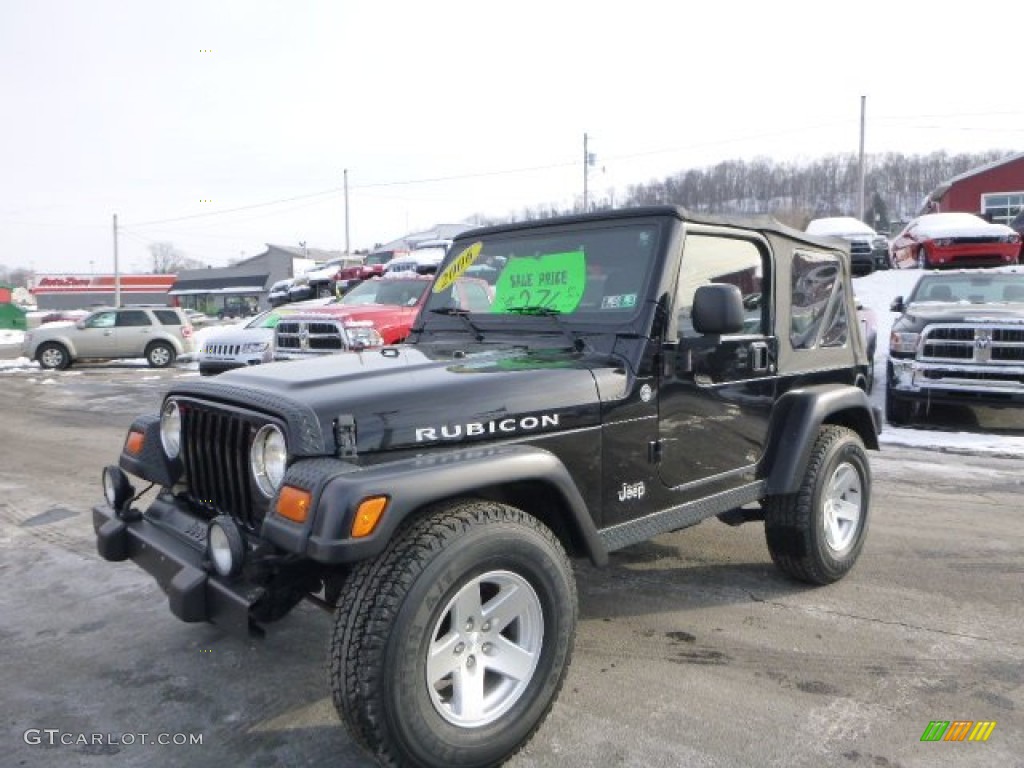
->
[37,342,71,370]
[146,341,175,368]
[764,425,871,585]
[329,500,577,768]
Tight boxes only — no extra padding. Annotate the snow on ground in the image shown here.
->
[4,275,1024,456]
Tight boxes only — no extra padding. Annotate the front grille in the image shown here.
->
[205,343,240,356]
[179,401,266,530]
[848,241,871,255]
[920,324,1024,365]
[276,319,346,352]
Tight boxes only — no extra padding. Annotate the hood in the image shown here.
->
[201,326,275,345]
[323,303,415,324]
[210,344,605,454]
[897,303,1024,330]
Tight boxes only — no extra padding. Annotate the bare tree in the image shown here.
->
[149,242,203,273]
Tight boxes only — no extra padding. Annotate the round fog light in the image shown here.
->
[207,517,245,577]
[102,465,135,512]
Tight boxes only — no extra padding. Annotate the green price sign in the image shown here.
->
[492,250,586,313]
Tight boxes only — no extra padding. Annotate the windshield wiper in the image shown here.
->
[501,306,586,350]
[504,306,563,315]
[429,307,484,341]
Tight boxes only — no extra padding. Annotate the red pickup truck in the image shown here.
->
[275,275,493,359]
[330,251,402,295]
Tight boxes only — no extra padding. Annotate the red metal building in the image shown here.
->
[923,152,1024,225]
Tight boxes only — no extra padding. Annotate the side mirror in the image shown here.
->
[889,296,905,313]
[75,319,87,330]
[692,284,745,336]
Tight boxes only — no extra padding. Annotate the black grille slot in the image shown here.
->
[992,347,1024,361]
[181,403,262,530]
[928,327,974,341]
[924,342,972,359]
[993,328,1024,343]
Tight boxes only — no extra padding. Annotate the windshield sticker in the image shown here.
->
[433,241,483,293]
[492,250,586,313]
[601,293,636,309]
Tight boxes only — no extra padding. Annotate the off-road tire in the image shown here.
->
[885,383,914,426]
[37,342,71,370]
[329,499,577,768]
[146,341,176,368]
[764,425,871,585]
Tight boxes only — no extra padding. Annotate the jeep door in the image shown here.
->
[74,310,120,357]
[657,231,776,492]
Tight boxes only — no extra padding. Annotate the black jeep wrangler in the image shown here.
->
[94,206,880,768]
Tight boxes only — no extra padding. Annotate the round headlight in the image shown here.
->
[250,424,287,497]
[160,400,182,459]
[207,517,245,577]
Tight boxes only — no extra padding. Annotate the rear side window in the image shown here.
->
[116,310,153,327]
[791,251,848,349]
[154,310,183,325]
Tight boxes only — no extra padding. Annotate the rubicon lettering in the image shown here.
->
[415,414,560,442]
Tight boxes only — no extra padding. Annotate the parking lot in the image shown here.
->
[1,365,1022,768]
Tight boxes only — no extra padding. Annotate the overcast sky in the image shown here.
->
[2,0,1021,275]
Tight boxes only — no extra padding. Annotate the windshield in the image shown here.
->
[910,274,1024,304]
[340,278,430,307]
[422,221,662,323]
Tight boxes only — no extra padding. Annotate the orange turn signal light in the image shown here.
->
[351,496,388,539]
[276,485,311,523]
[124,430,145,455]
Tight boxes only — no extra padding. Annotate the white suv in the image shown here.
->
[23,306,195,369]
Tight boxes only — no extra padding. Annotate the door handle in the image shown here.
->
[750,341,769,372]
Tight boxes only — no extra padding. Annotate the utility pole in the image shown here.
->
[112,213,121,307]
[858,95,866,222]
[344,169,350,255]
[583,133,588,211]
[583,133,589,212]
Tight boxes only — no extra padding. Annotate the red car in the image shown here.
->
[329,274,491,344]
[889,212,1020,269]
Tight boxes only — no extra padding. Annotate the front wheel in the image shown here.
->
[37,342,71,370]
[764,425,871,585]
[329,500,577,768]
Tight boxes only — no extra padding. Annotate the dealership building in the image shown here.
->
[922,152,1024,225]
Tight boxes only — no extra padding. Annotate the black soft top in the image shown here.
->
[454,205,844,253]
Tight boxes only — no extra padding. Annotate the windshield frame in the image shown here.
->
[417,217,669,336]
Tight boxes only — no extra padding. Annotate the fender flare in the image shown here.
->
[34,334,77,360]
[265,443,608,567]
[762,384,880,496]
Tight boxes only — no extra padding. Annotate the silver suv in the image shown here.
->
[23,306,195,369]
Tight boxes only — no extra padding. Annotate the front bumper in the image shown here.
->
[889,357,1024,406]
[93,500,264,635]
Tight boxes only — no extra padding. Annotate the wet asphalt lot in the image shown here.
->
[1,363,1022,768]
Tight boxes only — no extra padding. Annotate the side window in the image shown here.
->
[154,310,181,325]
[676,235,765,338]
[790,251,847,349]
[85,311,116,329]
[116,310,152,327]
